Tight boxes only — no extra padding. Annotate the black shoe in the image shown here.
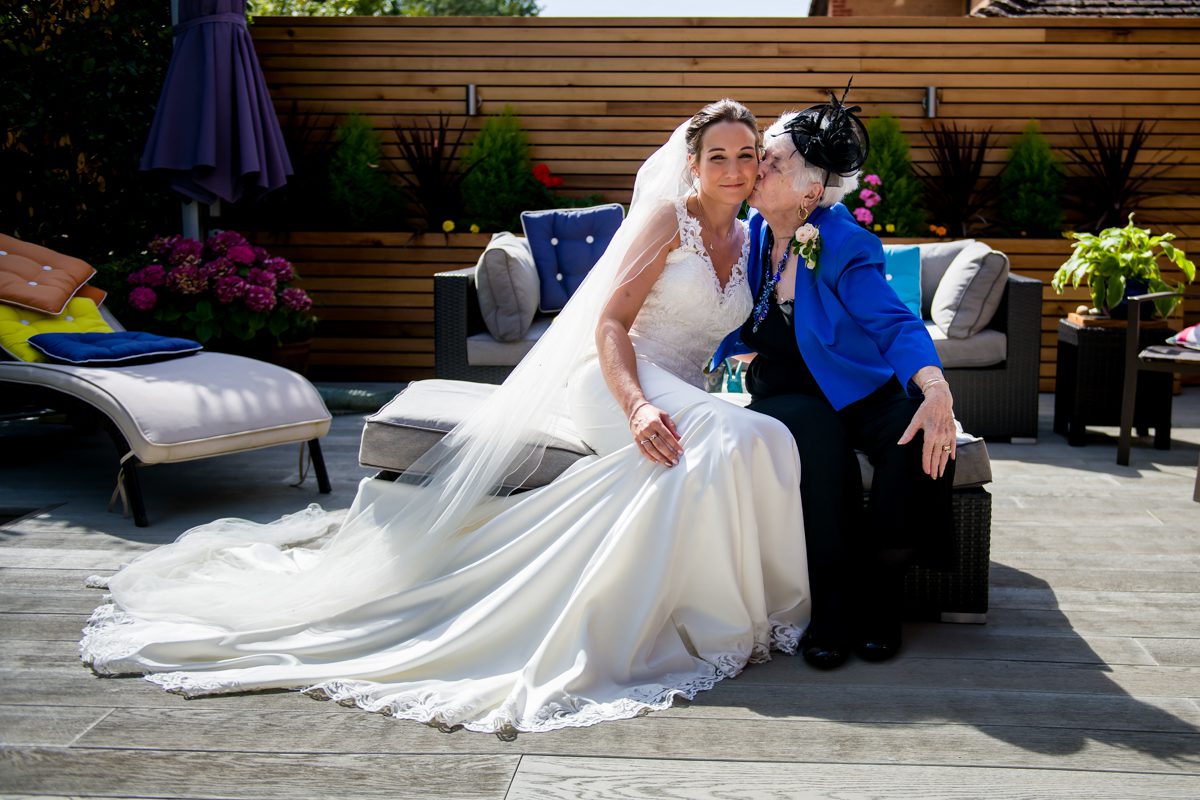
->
[800,631,849,670]
[854,619,902,663]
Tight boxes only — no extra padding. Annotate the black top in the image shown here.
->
[740,294,823,399]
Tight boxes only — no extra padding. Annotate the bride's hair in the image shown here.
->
[684,99,761,159]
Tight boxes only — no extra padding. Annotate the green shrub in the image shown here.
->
[998,120,1064,237]
[841,113,925,237]
[1,1,175,261]
[328,112,402,229]
[460,107,551,232]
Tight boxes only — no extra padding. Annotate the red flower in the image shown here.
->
[533,163,564,189]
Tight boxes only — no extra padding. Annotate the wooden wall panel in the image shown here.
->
[250,16,1200,387]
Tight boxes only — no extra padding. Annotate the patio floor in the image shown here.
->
[2,388,1198,799]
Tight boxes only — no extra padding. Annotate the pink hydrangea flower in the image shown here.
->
[169,237,203,267]
[263,257,295,283]
[243,284,276,312]
[207,230,248,256]
[129,286,157,311]
[227,244,257,266]
[215,274,248,304]
[863,174,882,187]
[281,287,313,313]
[247,267,278,290]
[148,234,181,258]
[128,263,166,287]
[167,264,206,295]
[203,256,235,280]
[852,206,874,225]
[858,188,881,208]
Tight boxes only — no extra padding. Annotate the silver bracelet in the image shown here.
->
[628,400,651,423]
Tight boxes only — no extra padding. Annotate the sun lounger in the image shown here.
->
[0,352,332,526]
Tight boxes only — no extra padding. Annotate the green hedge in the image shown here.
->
[1,1,174,262]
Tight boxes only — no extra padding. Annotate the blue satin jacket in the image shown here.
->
[712,203,940,410]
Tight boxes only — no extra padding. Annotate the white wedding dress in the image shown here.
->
[80,197,810,734]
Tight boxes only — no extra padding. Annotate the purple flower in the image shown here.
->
[148,234,181,257]
[129,286,157,311]
[206,230,248,256]
[168,237,204,268]
[127,262,166,287]
[202,256,235,280]
[852,206,874,226]
[252,246,270,264]
[227,244,256,266]
[863,174,882,187]
[263,256,295,283]
[280,287,313,312]
[243,284,276,312]
[247,267,278,290]
[858,188,881,208]
[215,274,248,304]
[167,264,206,295]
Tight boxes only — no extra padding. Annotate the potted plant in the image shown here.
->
[914,122,998,238]
[121,230,318,371]
[842,112,925,237]
[1052,213,1195,320]
[998,119,1064,238]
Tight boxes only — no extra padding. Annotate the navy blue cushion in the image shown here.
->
[27,331,202,365]
[521,204,624,313]
[882,244,922,319]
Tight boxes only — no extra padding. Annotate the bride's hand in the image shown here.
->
[629,403,682,466]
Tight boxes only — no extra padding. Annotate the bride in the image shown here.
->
[81,99,811,735]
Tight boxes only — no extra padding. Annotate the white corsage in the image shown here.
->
[790,223,821,271]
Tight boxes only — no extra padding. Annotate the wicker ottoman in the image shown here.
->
[361,380,992,623]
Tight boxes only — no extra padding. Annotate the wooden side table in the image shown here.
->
[1053,318,1174,447]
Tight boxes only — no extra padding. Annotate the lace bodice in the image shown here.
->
[628,197,752,387]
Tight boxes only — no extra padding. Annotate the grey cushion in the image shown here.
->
[927,323,1008,368]
[361,380,991,491]
[931,241,1010,339]
[917,239,977,319]
[360,379,592,489]
[467,316,552,367]
[474,232,539,342]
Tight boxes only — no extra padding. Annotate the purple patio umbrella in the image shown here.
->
[141,0,292,213]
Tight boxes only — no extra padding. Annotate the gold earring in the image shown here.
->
[797,206,809,224]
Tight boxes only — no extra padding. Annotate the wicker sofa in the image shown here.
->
[358,379,992,623]
[434,239,1041,441]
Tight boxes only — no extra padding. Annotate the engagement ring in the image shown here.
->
[941,444,952,452]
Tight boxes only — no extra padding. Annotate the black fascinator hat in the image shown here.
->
[783,78,870,178]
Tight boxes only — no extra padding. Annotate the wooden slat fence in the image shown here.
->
[250,16,1200,386]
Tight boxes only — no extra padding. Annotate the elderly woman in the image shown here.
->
[713,90,957,669]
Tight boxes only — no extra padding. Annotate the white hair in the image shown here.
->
[764,112,859,207]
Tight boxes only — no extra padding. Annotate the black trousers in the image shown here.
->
[748,379,955,638]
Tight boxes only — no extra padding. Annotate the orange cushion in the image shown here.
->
[0,234,96,315]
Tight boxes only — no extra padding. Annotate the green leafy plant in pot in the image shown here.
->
[1052,214,1195,320]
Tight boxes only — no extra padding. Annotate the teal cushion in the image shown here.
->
[882,244,922,319]
[26,331,202,365]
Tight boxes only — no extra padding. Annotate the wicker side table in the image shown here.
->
[1053,318,1174,447]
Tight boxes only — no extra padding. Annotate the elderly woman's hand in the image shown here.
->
[898,381,956,479]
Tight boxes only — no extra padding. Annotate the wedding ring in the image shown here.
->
[941,444,952,452]
[639,438,651,445]
[648,434,660,442]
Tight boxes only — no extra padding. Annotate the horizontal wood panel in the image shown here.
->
[252,17,1199,383]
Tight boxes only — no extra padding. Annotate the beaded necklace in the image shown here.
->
[750,233,792,333]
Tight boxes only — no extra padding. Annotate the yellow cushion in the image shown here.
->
[0,234,97,315]
[0,297,112,362]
